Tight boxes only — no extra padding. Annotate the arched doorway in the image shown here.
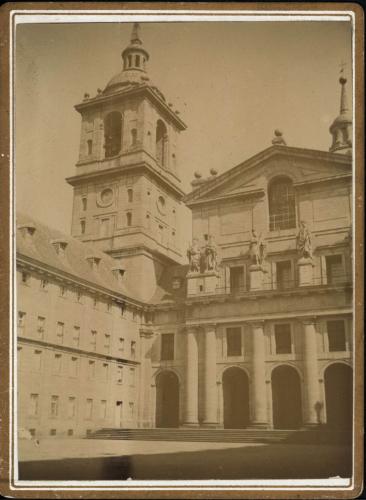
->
[324,363,352,430]
[272,365,302,429]
[223,367,249,429]
[155,371,179,428]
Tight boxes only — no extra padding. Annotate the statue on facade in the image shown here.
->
[204,235,218,272]
[296,221,313,259]
[249,229,266,267]
[187,239,201,273]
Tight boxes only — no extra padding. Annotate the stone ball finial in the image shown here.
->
[194,171,202,179]
[210,168,218,176]
[339,76,347,85]
[84,93,90,99]
[272,129,287,146]
[97,88,102,94]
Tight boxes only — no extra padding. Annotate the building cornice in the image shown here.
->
[16,253,145,309]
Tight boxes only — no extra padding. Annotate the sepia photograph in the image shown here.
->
[0,3,363,498]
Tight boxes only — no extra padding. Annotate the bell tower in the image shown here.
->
[66,23,187,300]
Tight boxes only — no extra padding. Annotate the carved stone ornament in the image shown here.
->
[249,229,266,267]
[296,221,313,259]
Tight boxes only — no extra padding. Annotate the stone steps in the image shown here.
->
[87,428,302,443]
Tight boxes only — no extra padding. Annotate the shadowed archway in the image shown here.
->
[155,371,180,428]
[223,367,250,429]
[272,365,302,429]
[324,363,352,430]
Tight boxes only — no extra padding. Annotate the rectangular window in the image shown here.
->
[56,322,64,344]
[104,334,111,353]
[37,316,45,338]
[131,341,136,359]
[129,402,134,418]
[90,330,97,351]
[85,399,93,420]
[230,266,245,293]
[40,279,49,290]
[50,395,59,417]
[87,139,93,156]
[21,271,30,284]
[80,220,86,235]
[69,356,78,377]
[161,334,175,361]
[33,349,42,371]
[327,320,346,352]
[102,363,109,380]
[73,326,80,347]
[100,400,107,420]
[227,327,242,356]
[276,260,292,289]
[67,397,76,418]
[100,218,110,238]
[17,311,26,332]
[274,324,292,354]
[326,255,344,284]
[50,429,57,436]
[54,353,62,373]
[117,365,123,384]
[88,360,95,379]
[129,368,135,387]
[119,337,125,353]
[82,197,87,211]
[29,393,39,416]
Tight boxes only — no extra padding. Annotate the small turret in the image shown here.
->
[329,65,352,155]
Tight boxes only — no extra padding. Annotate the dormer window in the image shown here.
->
[18,223,36,242]
[51,239,68,258]
[112,267,125,284]
[268,176,296,231]
[86,255,101,270]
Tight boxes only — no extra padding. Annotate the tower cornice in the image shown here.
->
[75,84,187,131]
[66,159,186,200]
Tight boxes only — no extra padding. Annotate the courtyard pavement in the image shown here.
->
[17,438,352,481]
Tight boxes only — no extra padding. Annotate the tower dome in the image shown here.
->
[329,69,352,155]
[104,23,150,94]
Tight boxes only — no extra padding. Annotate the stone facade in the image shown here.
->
[17,24,353,437]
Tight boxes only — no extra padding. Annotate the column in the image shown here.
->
[302,318,320,427]
[183,327,199,426]
[250,321,268,427]
[138,329,154,428]
[202,324,218,427]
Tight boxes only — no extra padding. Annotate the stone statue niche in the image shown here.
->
[202,235,219,273]
[249,229,267,268]
[296,220,313,261]
[187,238,201,274]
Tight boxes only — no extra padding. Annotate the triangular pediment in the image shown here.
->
[185,146,352,205]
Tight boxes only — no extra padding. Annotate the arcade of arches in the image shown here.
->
[154,363,352,430]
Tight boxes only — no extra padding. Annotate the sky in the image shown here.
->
[15,19,352,234]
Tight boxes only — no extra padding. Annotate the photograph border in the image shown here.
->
[0,2,363,498]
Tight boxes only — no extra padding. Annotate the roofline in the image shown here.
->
[66,160,186,200]
[17,253,146,309]
[75,84,187,131]
[184,145,352,205]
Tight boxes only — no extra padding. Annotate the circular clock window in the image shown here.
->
[98,188,114,207]
[157,196,166,215]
